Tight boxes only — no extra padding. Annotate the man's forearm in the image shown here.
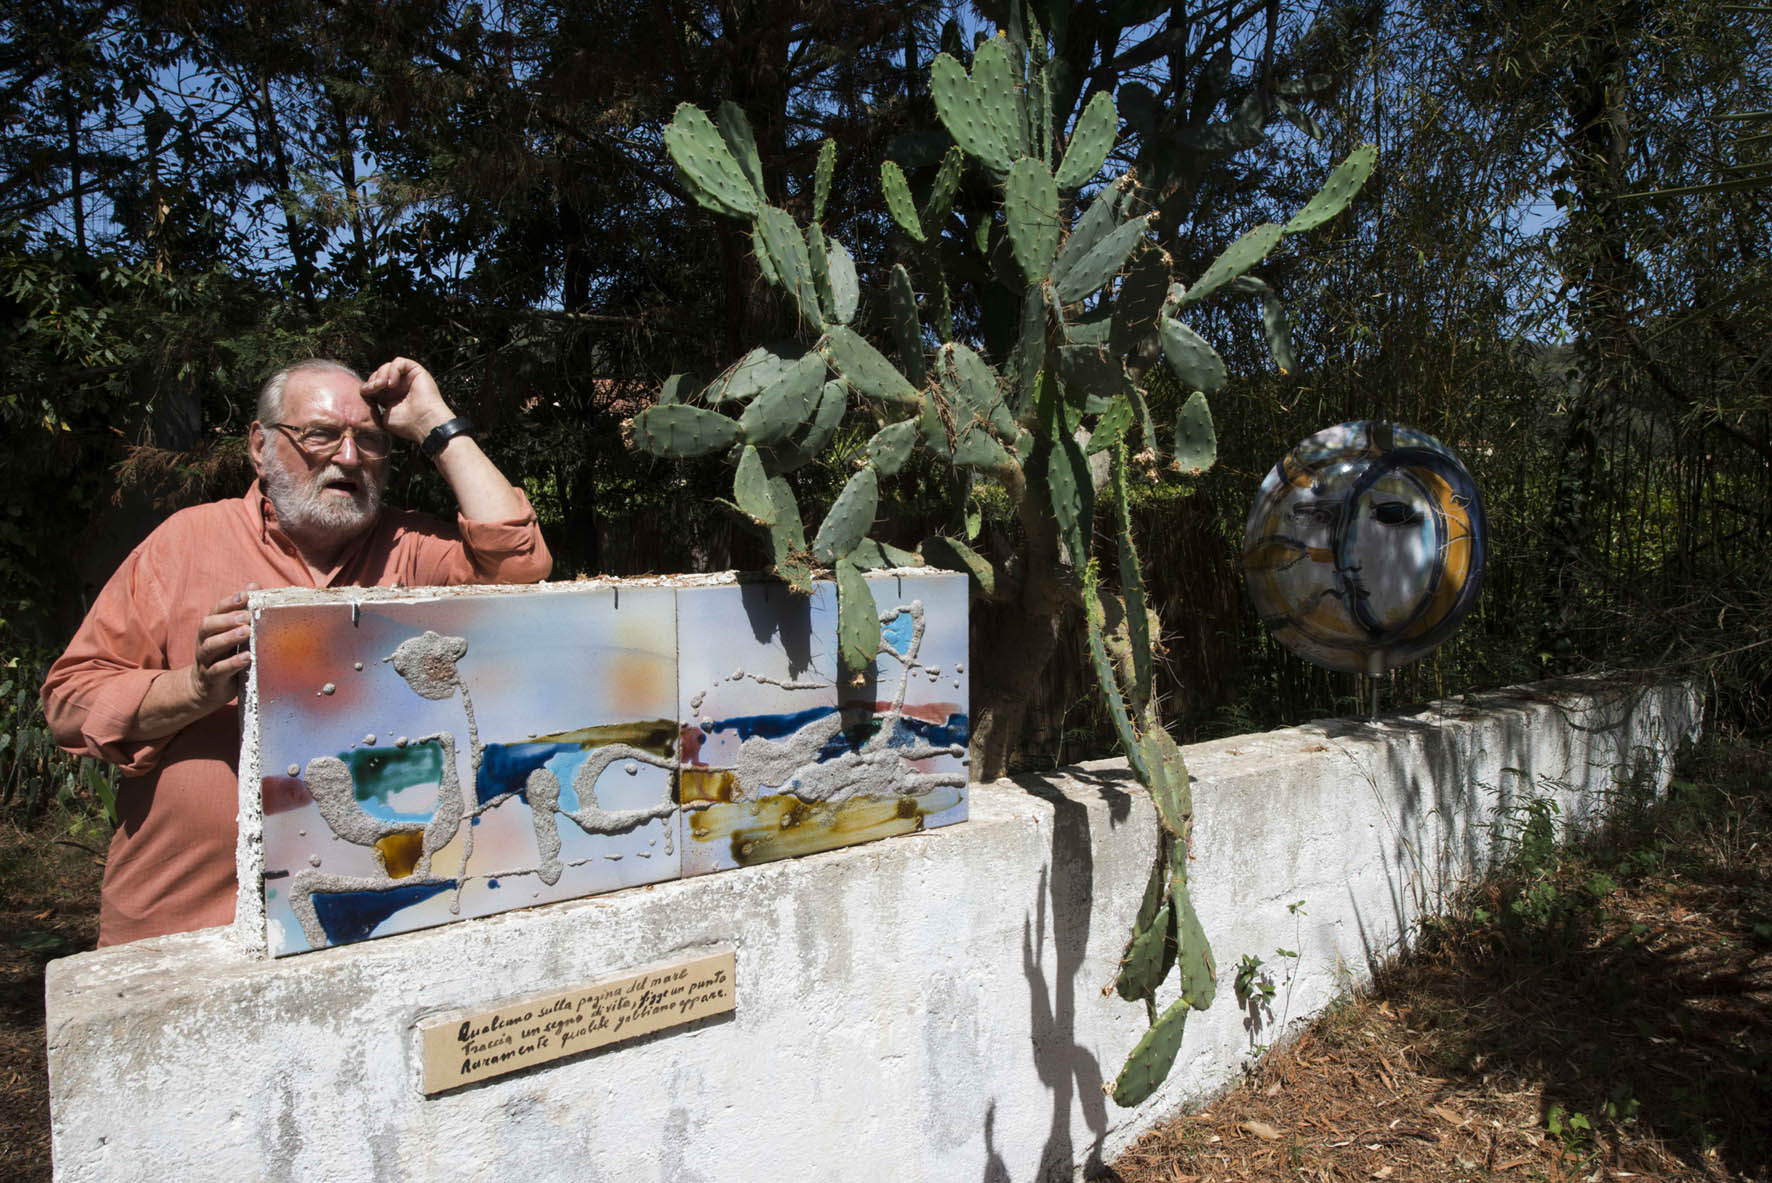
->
[129,668,223,741]
[430,433,529,522]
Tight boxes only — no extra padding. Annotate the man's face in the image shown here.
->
[250,368,390,544]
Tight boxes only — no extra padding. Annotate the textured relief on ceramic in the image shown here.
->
[257,587,681,956]
[1242,421,1487,675]
[254,573,970,955]
[676,573,970,875]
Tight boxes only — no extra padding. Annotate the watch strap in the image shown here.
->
[420,415,476,459]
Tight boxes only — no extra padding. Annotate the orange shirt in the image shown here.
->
[41,482,552,945]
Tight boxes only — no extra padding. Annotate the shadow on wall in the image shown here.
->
[1318,679,1691,978]
[1010,769,1138,1181]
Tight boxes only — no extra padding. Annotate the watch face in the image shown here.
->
[1242,421,1486,675]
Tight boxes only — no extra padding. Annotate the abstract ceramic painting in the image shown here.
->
[1242,421,1486,675]
[676,573,970,875]
[257,586,681,956]
[253,573,970,955]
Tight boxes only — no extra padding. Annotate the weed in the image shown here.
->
[1234,953,1274,1008]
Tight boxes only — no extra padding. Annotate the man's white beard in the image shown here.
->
[262,451,383,541]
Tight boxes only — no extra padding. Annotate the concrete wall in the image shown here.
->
[46,677,1700,1182]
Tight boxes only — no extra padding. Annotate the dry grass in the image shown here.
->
[1108,731,1772,1183]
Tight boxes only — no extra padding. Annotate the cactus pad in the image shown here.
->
[887,264,926,385]
[1111,995,1191,1107]
[865,419,919,476]
[738,351,826,445]
[827,237,859,325]
[1159,317,1228,393]
[928,39,1020,173]
[834,559,883,677]
[1181,222,1283,306]
[1004,157,1060,283]
[1285,144,1377,234]
[663,103,761,219]
[952,425,1011,470]
[1172,887,1216,1010]
[705,342,801,404]
[1085,395,1135,455]
[1057,343,1122,399]
[754,205,825,328]
[920,535,995,594]
[1171,390,1217,475]
[630,403,743,458]
[715,100,766,201]
[811,463,879,564]
[1114,899,1174,1003]
[1055,212,1152,303]
[941,343,1013,434]
[765,474,811,592]
[1055,90,1118,190]
[733,444,776,525]
[813,137,836,224]
[823,325,920,404]
[1045,434,1093,564]
[1141,727,1192,839]
[1053,184,1120,275]
[805,224,836,321]
[920,145,965,229]
[918,394,953,459]
[1109,248,1171,358]
[1222,275,1296,373]
[881,161,926,243]
[847,537,922,570]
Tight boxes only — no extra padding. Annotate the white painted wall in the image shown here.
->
[46,677,1699,1182]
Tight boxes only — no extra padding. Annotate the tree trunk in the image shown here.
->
[1539,0,1638,663]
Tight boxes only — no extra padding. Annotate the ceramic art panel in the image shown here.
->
[257,587,681,956]
[253,573,971,955]
[676,572,970,875]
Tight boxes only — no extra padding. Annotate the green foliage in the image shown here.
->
[1233,953,1275,1008]
[630,17,1377,1103]
[1,659,117,830]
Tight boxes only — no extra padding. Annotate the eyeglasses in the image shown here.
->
[269,422,394,460]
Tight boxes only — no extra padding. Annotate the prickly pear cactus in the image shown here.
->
[627,5,1375,1100]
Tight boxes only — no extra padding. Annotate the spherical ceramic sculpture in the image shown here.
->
[1242,421,1486,675]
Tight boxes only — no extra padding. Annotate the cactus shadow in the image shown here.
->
[738,579,815,676]
[1011,771,1126,1180]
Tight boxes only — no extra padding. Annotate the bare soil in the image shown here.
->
[1108,732,1772,1183]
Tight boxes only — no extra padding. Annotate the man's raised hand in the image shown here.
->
[361,357,455,443]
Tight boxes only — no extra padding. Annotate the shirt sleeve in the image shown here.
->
[409,487,553,587]
[40,544,178,776]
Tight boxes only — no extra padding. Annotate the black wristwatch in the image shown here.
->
[420,415,476,459]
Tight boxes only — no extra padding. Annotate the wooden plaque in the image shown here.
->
[416,949,735,1093]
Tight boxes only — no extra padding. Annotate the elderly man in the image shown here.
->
[43,357,552,945]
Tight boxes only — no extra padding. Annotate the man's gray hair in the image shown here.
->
[256,358,362,425]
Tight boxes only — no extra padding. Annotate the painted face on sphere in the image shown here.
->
[1242,421,1486,675]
